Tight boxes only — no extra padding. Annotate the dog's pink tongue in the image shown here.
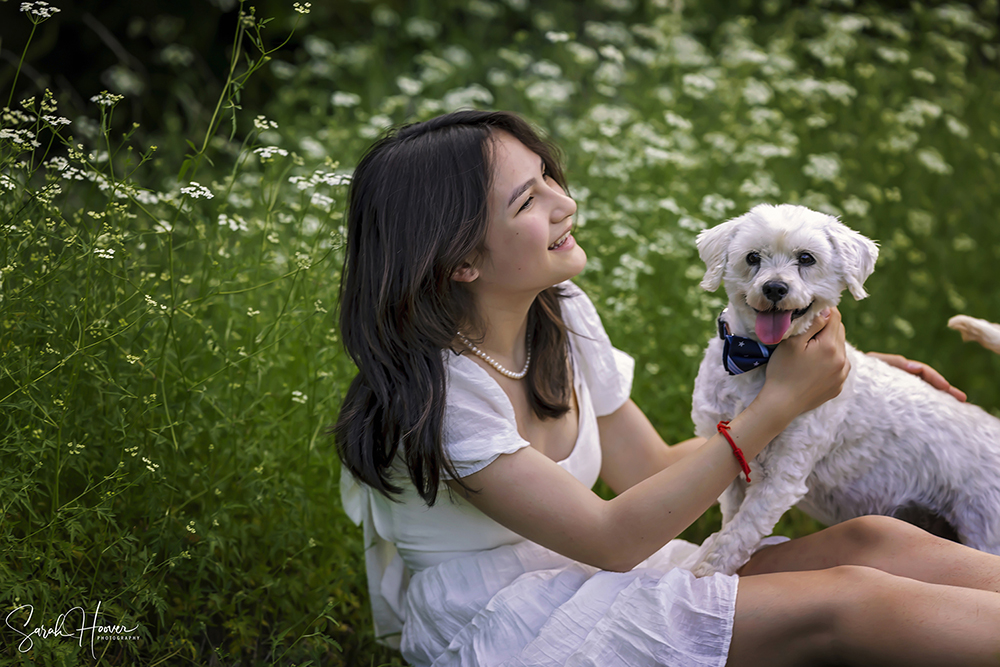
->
[755,310,793,346]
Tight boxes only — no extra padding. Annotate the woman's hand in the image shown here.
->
[757,307,851,422]
[866,352,967,402]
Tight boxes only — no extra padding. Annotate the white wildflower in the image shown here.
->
[218,213,248,232]
[94,247,115,260]
[90,91,124,107]
[397,76,423,96]
[842,196,870,218]
[247,308,260,317]
[945,116,969,139]
[545,31,570,42]
[253,146,289,161]
[802,153,842,182]
[682,73,717,99]
[876,46,910,64]
[700,194,736,220]
[525,79,575,109]
[442,84,494,110]
[916,148,952,175]
[404,16,441,40]
[291,390,308,404]
[739,171,781,199]
[41,114,71,126]
[663,111,693,131]
[310,192,333,209]
[253,115,278,131]
[293,1,311,13]
[742,78,774,106]
[180,182,214,199]
[20,1,61,20]
[331,91,361,107]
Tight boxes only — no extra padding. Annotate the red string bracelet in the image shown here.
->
[717,421,751,482]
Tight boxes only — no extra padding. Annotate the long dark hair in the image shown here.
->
[333,110,573,506]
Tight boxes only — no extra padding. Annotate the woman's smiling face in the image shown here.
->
[466,130,585,296]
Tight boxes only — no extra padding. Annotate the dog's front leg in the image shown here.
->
[719,479,747,527]
[688,470,810,577]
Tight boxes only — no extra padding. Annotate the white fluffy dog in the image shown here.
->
[684,203,1000,577]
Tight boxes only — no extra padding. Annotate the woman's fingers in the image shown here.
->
[763,307,849,416]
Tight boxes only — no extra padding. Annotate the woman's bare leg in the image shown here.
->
[740,515,1000,593]
[728,564,1000,667]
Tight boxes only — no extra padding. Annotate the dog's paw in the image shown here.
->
[690,559,721,578]
[948,315,1000,355]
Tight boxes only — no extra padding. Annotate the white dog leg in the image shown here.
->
[689,477,810,577]
[719,480,746,527]
[948,315,1000,355]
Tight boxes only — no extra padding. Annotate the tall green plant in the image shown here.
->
[1,2,361,664]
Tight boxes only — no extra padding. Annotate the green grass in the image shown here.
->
[2,0,998,664]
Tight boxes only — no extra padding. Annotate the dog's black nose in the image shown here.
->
[762,281,788,303]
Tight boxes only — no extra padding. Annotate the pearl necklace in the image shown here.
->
[456,332,531,380]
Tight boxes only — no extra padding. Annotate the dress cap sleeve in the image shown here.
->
[443,353,531,478]
[559,281,635,417]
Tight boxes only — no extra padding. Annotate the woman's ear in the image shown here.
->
[452,262,479,283]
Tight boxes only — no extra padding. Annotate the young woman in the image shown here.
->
[335,109,1000,667]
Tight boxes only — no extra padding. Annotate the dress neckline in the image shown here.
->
[450,348,585,464]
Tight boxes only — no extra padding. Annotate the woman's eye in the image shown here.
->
[798,252,816,266]
[518,196,533,213]
[746,251,761,266]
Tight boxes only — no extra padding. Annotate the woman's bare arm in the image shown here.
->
[450,308,848,571]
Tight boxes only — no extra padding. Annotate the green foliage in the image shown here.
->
[2,0,999,664]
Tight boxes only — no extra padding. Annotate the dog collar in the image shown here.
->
[718,310,776,376]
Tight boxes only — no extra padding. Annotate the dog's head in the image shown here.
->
[696,203,879,345]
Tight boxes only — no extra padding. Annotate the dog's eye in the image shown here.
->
[746,252,761,266]
[797,252,816,266]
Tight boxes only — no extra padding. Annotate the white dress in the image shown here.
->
[340,282,771,666]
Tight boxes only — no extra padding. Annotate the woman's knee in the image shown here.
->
[731,565,892,665]
[831,514,925,557]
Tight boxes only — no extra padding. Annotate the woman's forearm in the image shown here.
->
[598,395,794,571]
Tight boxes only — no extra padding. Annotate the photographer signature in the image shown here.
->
[5,600,140,658]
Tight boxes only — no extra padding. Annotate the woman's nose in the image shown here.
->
[551,189,576,222]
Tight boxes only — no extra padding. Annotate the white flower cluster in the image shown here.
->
[331,91,361,108]
[288,170,351,190]
[0,174,17,192]
[802,153,842,182]
[253,146,289,161]
[2,107,35,124]
[94,247,115,260]
[20,1,60,19]
[0,128,41,148]
[90,91,124,107]
[291,390,308,404]
[180,182,214,199]
[218,213,249,232]
[253,115,278,131]
[293,2,311,14]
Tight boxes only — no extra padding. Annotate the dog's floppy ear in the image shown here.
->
[696,217,740,292]
[826,219,879,300]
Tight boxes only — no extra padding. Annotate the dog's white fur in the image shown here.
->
[684,203,1000,577]
[949,315,1000,355]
